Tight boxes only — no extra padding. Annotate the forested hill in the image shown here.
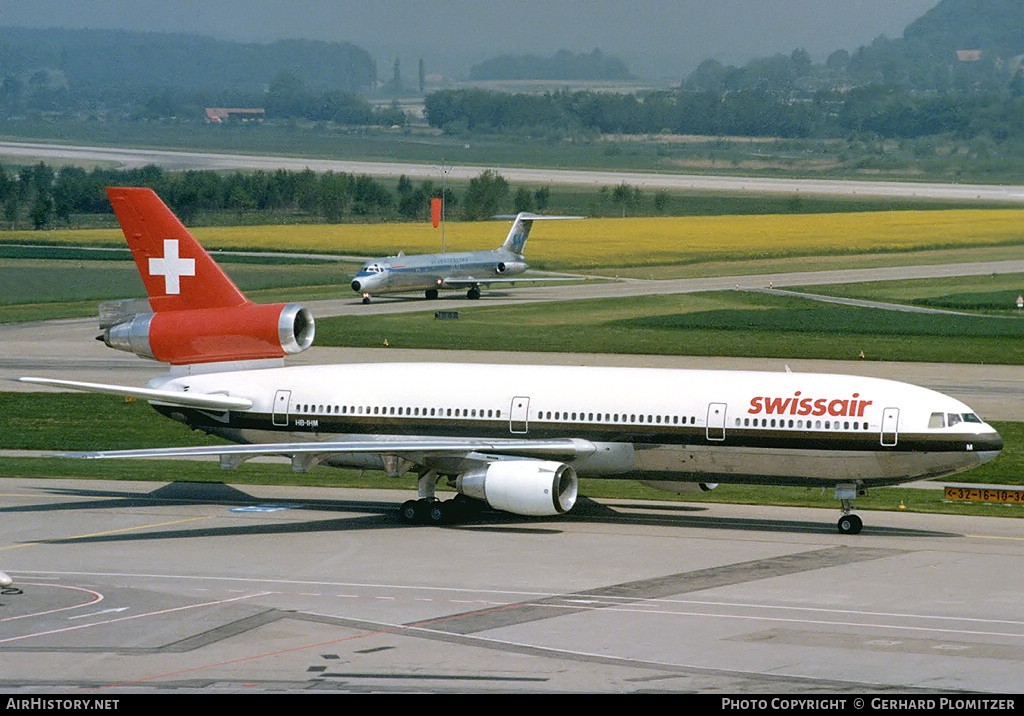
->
[903,0,1024,60]
[0,27,377,97]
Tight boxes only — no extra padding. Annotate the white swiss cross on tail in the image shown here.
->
[148,239,195,294]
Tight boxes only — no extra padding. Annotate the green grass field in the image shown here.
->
[313,288,1024,364]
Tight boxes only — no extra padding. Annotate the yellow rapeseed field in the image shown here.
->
[17,209,1024,269]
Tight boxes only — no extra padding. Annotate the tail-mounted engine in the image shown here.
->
[99,299,315,365]
[494,260,527,275]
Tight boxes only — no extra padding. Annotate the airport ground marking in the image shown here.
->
[0,583,103,623]
[0,515,218,551]
[965,533,1024,542]
[0,591,271,645]
[12,568,1024,632]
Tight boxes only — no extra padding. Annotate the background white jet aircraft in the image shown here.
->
[350,212,582,303]
[17,188,1003,534]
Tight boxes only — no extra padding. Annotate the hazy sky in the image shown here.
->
[0,1,940,80]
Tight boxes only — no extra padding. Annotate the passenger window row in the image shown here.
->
[293,403,701,426]
[297,404,500,418]
[738,417,872,431]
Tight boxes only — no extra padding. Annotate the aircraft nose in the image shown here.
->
[976,431,1004,454]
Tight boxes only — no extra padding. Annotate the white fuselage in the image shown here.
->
[350,249,527,296]
[150,362,1002,488]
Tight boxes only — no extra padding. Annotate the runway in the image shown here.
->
[4,139,1024,203]
[1,478,1023,693]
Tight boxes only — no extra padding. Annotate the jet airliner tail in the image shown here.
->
[96,188,314,366]
[499,212,583,255]
[107,187,248,313]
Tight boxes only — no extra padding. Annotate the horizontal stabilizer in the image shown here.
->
[14,377,253,411]
[492,214,585,221]
[500,212,584,254]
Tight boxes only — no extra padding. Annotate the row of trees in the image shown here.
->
[424,86,1024,142]
[136,73,408,126]
[3,69,409,128]
[0,28,377,101]
[0,163,558,230]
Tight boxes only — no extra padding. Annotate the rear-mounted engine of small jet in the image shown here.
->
[495,260,527,275]
[99,299,315,365]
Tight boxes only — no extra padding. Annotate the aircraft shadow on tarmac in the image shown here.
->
[356,289,521,304]
[1,481,958,542]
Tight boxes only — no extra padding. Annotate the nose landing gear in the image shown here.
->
[837,513,863,534]
[835,484,864,534]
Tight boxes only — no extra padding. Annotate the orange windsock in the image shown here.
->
[431,197,442,228]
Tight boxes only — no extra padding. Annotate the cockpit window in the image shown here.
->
[962,413,982,424]
[947,413,962,427]
[928,412,945,429]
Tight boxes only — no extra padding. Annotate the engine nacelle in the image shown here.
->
[103,302,315,365]
[494,260,526,276]
[456,460,578,517]
[639,481,718,495]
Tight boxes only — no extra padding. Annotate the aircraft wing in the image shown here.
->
[59,437,597,466]
[441,276,587,287]
[13,377,253,411]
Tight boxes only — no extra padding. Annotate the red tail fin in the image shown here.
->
[106,187,248,312]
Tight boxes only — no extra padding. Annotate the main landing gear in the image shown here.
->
[467,286,481,300]
[399,495,482,525]
[425,288,439,300]
[398,470,483,525]
[835,484,864,534]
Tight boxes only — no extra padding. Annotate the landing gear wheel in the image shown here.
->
[425,288,439,300]
[427,501,448,525]
[398,497,482,525]
[362,296,371,305]
[467,287,481,300]
[837,514,863,535]
[399,500,421,524]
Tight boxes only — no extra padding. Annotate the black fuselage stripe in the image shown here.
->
[154,407,996,453]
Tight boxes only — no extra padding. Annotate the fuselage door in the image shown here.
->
[272,389,291,427]
[707,402,727,441]
[510,396,530,434]
[881,407,899,446]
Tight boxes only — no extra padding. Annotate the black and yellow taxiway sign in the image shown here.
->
[945,486,1024,504]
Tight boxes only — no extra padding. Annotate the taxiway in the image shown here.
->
[2,478,1023,693]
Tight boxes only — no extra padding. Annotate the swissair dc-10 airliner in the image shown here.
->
[17,188,1003,534]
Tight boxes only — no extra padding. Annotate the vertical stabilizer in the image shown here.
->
[500,213,538,254]
[106,187,248,313]
[499,212,583,255]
